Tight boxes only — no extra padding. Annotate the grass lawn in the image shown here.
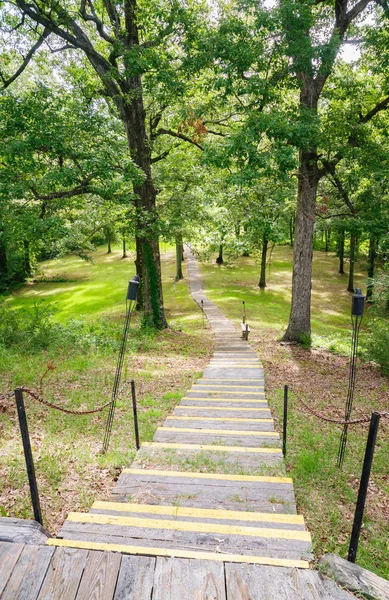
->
[198,245,389,579]
[0,244,213,532]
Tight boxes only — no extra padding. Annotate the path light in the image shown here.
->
[127,274,140,303]
[338,288,365,467]
[103,274,140,453]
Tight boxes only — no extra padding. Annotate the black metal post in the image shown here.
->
[201,299,204,326]
[283,385,288,457]
[338,289,365,467]
[15,388,43,525]
[348,412,380,563]
[131,380,140,450]
[242,301,246,324]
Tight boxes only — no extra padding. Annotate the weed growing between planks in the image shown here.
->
[0,246,214,533]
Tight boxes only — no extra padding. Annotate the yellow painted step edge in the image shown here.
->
[123,468,293,484]
[175,406,269,412]
[189,391,265,396]
[66,512,311,542]
[183,398,267,404]
[194,385,264,389]
[167,416,273,423]
[141,442,282,454]
[47,539,310,569]
[158,427,279,437]
[92,501,304,525]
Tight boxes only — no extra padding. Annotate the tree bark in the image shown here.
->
[107,235,112,254]
[289,215,294,247]
[338,229,345,274]
[122,237,127,258]
[283,148,318,341]
[347,233,357,293]
[216,244,224,264]
[0,232,7,288]
[325,228,331,252]
[23,240,31,277]
[175,236,184,281]
[258,236,268,289]
[366,235,377,300]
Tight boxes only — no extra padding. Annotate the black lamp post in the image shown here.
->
[103,275,140,453]
[338,288,365,467]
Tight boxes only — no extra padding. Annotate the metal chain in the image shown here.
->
[293,394,389,424]
[0,386,126,415]
[0,391,16,401]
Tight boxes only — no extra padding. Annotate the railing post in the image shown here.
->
[242,301,246,324]
[14,388,43,525]
[131,380,140,450]
[283,385,288,457]
[348,411,380,563]
[201,299,204,327]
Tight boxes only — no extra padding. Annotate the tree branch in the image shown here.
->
[30,175,95,201]
[0,27,50,90]
[360,95,389,123]
[155,128,204,150]
[79,0,116,44]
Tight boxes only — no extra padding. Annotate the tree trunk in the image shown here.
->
[216,244,224,264]
[338,229,345,274]
[325,229,331,252]
[121,77,167,328]
[175,236,184,281]
[122,237,127,258]
[347,233,356,293]
[107,234,112,254]
[23,240,31,277]
[283,148,318,341]
[0,232,7,288]
[289,215,294,247]
[258,236,268,289]
[366,235,377,301]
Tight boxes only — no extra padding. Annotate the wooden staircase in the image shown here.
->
[48,254,313,570]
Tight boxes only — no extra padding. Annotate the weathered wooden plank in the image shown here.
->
[154,430,280,447]
[92,502,304,525]
[153,557,226,600]
[173,408,271,418]
[66,512,310,540]
[137,446,282,468]
[225,563,356,599]
[166,416,274,428]
[319,553,389,600]
[1,544,54,600]
[0,542,24,596]
[0,517,49,544]
[58,522,312,559]
[37,547,88,600]
[90,509,304,531]
[111,481,296,514]
[113,556,155,600]
[75,549,121,600]
[49,537,310,569]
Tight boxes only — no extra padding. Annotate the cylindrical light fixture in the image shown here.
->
[127,275,140,302]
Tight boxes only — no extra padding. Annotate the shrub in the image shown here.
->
[363,318,389,376]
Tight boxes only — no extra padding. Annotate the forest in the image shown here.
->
[1,0,389,581]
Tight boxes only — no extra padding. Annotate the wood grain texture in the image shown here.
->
[0,517,49,544]
[75,550,121,600]
[113,556,155,600]
[37,547,88,600]
[152,557,226,600]
[1,544,54,600]
[225,563,356,599]
[0,542,24,596]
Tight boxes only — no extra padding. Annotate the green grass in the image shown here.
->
[0,244,213,533]
[198,245,367,353]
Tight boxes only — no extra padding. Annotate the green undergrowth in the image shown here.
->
[0,244,213,533]
[269,386,389,580]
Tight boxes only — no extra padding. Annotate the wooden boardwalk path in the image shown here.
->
[0,249,357,598]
